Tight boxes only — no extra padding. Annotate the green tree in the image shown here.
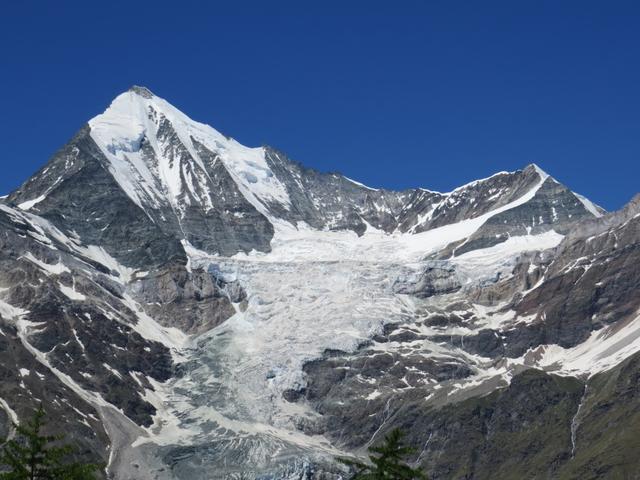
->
[0,405,102,479]
[339,428,428,479]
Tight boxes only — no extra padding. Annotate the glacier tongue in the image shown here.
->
[125,221,567,478]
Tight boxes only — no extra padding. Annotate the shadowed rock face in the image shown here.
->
[0,320,110,475]
[508,203,640,353]
[130,262,243,335]
[7,127,274,269]
[6,126,186,269]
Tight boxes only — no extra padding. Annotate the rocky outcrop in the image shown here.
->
[0,319,109,476]
[392,263,462,298]
[512,204,640,350]
[7,126,186,270]
[130,262,244,335]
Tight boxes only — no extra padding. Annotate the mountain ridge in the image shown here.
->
[8,87,601,266]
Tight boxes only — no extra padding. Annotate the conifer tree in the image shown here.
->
[339,428,428,479]
[0,405,101,480]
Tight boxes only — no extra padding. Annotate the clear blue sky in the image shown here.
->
[1,1,638,210]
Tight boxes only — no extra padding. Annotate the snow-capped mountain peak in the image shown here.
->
[88,86,292,218]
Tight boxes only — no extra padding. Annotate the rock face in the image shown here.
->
[0,204,175,427]
[450,176,600,256]
[392,263,462,298]
[7,126,187,269]
[129,263,242,335]
[2,86,640,480]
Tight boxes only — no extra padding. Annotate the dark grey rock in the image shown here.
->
[392,263,462,298]
[7,126,186,270]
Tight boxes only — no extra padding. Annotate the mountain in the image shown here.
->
[1,86,638,479]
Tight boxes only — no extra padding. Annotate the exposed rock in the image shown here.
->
[130,262,240,335]
[393,263,462,298]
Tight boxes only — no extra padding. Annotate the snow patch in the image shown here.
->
[0,299,28,320]
[536,312,640,376]
[21,252,70,275]
[343,176,379,191]
[0,396,19,438]
[58,282,86,301]
[17,194,48,211]
[574,192,604,218]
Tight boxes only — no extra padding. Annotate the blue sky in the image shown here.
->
[1,1,638,210]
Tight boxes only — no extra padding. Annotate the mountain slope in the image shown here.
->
[2,86,638,480]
